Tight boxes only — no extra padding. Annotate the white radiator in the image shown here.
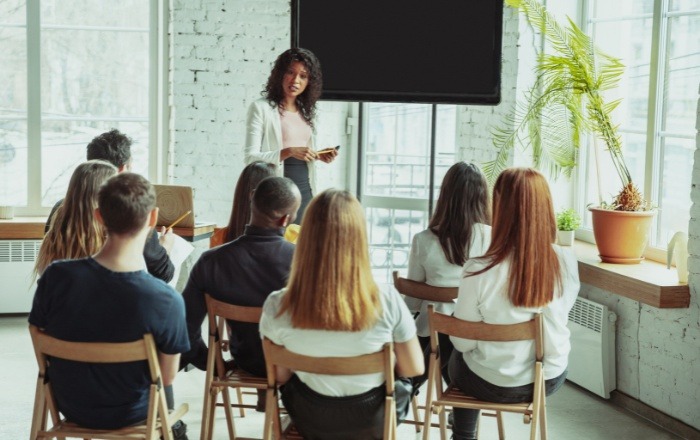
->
[566,296,617,399]
[0,240,41,314]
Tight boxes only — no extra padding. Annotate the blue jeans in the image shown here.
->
[447,351,567,440]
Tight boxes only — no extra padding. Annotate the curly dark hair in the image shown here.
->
[86,129,132,168]
[263,48,322,127]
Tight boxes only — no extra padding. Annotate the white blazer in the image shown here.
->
[244,99,317,193]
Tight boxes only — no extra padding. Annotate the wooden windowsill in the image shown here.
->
[0,217,46,239]
[0,217,216,243]
[573,240,690,308]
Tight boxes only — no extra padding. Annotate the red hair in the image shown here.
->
[468,168,561,307]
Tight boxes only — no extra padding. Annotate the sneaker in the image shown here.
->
[171,419,188,440]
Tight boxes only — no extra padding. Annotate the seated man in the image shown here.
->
[29,173,189,438]
[45,129,175,282]
[181,177,301,406]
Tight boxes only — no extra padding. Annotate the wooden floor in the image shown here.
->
[1,316,683,439]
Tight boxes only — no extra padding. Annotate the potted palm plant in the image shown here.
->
[486,0,654,263]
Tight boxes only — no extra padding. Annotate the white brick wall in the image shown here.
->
[169,0,350,227]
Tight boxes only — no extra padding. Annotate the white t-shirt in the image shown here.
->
[404,224,491,337]
[451,245,580,387]
[259,287,417,397]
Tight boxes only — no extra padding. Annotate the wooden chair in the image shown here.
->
[422,305,546,440]
[200,294,266,440]
[392,270,458,433]
[28,325,188,440]
[261,338,397,440]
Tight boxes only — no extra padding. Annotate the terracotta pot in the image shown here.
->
[589,207,656,264]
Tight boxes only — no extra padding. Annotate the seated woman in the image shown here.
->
[34,160,118,277]
[260,189,424,440]
[449,168,580,440]
[404,162,491,382]
[210,161,277,247]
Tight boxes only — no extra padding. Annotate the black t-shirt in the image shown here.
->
[28,258,189,429]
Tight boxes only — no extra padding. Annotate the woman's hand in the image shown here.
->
[317,147,338,163]
[281,146,317,162]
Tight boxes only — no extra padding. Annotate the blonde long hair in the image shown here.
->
[278,189,381,331]
[34,160,118,276]
[468,168,561,308]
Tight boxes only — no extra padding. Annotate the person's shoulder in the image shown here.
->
[250,98,273,112]
[44,257,92,276]
[262,288,286,314]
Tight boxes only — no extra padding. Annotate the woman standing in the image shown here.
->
[34,160,118,276]
[449,168,580,440]
[259,190,423,439]
[245,48,337,222]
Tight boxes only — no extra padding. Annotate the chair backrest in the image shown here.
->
[29,324,160,379]
[262,338,395,394]
[205,293,263,334]
[392,271,458,303]
[427,305,543,361]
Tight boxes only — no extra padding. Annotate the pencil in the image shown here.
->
[167,210,192,229]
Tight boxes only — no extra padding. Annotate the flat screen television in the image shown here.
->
[291,0,504,105]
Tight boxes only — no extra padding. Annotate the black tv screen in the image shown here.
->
[291,0,504,105]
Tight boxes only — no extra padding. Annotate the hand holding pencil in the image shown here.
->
[158,210,191,255]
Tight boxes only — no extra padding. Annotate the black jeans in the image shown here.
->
[448,351,567,440]
[412,333,454,389]
[280,374,413,440]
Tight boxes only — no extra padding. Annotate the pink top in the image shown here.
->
[280,110,312,148]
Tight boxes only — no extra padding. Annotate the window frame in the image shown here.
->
[11,0,169,216]
[575,0,699,259]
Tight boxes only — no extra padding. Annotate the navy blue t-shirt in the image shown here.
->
[28,258,190,429]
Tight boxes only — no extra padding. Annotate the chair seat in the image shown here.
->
[211,367,268,389]
[38,403,188,440]
[438,385,534,414]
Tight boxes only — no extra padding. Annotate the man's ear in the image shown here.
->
[148,207,158,228]
[94,208,105,226]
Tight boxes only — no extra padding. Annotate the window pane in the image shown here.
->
[364,103,432,198]
[41,29,149,118]
[40,0,148,28]
[0,0,26,24]
[669,0,700,12]
[591,18,653,130]
[591,0,653,18]
[0,6,27,207]
[40,121,148,206]
[662,14,700,136]
[434,105,457,195]
[366,207,429,288]
[658,136,693,242]
[0,121,27,206]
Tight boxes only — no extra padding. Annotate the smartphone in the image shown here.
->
[318,145,341,154]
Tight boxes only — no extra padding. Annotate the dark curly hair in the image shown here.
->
[263,48,322,127]
[86,129,132,168]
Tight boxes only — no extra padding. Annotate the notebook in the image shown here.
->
[153,184,196,228]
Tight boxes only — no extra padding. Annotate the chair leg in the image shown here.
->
[200,386,213,440]
[530,364,544,440]
[412,395,422,432]
[421,401,433,440]
[496,411,506,440]
[30,379,47,440]
[237,388,246,417]
[439,406,448,440]
[221,388,236,439]
[539,388,548,440]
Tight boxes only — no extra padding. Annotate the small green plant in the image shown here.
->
[556,208,581,231]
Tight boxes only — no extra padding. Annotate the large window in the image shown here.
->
[360,103,457,287]
[0,0,163,214]
[579,0,699,248]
